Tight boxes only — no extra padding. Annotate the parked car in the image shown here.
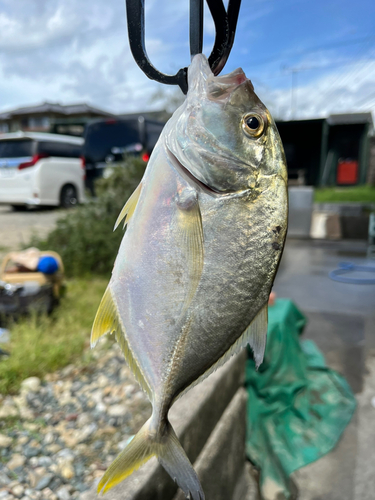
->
[0,132,85,209]
[82,117,165,194]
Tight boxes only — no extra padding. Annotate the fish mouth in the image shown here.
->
[166,148,221,197]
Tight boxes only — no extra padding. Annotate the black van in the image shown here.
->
[82,116,165,194]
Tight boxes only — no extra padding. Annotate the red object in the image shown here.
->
[80,156,86,180]
[18,153,49,170]
[142,152,150,162]
[337,160,358,185]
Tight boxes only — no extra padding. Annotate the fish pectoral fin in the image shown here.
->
[114,181,143,231]
[243,303,268,368]
[176,188,204,309]
[91,287,151,397]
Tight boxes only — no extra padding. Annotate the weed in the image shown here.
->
[0,278,107,395]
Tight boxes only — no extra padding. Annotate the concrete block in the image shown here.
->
[341,215,369,240]
[288,187,314,238]
[310,211,328,239]
[82,352,246,500]
[232,463,259,500]
[173,388,248,500]
[326,213,342,240]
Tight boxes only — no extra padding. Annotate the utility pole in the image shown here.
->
[291,69,298,119]
[283,65,304,119]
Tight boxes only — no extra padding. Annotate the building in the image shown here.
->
[276,112,374,186]
[0,102,115,137]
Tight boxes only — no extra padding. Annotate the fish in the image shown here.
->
[91,53,288,500]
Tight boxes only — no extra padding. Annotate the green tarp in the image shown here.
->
[245,299,356,500]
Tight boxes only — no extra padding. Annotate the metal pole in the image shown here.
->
[190,0,204,58]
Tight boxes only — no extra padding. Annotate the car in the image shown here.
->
[0,132,85,209]
[82,117,165,194]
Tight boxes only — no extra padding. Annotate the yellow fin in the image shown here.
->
[98,416,204,499]
[176,189,204,312]
[90,287,119,347]
[98,420,154,493]
[91,287,151,398]
[245,302,268,368]
[114,182,142,231]
[175,303,268,402]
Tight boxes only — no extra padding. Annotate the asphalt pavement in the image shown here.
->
[273,237,375,500]
[0,205,67,261]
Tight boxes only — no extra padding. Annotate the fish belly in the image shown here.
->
[110,147,287,404]
[166,174,287,397]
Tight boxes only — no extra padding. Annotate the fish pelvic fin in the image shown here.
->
[91,286,151,398]
[176,303,268,402]
[176,188,204,312]
[245,302,268,368]
[98,416,205,500]
[114,181,143,231]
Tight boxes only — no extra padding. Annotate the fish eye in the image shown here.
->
[242,113,265,138]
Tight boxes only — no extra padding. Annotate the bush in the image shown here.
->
[314,185,375,204]
[31,157,146,277]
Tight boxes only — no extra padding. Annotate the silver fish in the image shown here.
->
[91,54,288,499]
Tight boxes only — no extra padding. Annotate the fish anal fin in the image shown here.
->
[175,303,268,401]
[114,182,143,231]
[176,188,204,311]
[91,286,151,398]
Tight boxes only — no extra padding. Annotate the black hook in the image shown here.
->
[125,0,242,94]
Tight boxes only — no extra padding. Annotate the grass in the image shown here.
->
[0,278,107,395]
[314,185,375,204]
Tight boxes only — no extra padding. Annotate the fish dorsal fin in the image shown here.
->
[91,287,151,398]
[114,182,143,231]
[175,188,204,313]
[175,302,268,402]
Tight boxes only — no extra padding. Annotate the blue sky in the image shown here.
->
[0,0,374,119]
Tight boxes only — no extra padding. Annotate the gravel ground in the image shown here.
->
[0,339,151,500]
[0,206,68,261]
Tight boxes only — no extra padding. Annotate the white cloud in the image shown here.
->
[0,0,374,121]
[254,57,375,121]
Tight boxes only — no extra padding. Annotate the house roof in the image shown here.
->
[0,102,114,120]
[327,112,373,126]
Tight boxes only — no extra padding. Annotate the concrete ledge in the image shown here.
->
[173,388,249,500]
[82,352,247,500]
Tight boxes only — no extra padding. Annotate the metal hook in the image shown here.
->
[125,0,242,94]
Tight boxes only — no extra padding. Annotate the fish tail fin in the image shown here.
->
[158,420,204,500]
[97,416,204,500]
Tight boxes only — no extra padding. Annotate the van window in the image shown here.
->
[37,141,82,158]
[0,140,34,158]
[83,120,140,163]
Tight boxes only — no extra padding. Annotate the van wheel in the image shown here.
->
[60,185,78,208]
[11,205,28,211]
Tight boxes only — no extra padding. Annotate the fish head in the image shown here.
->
[165,54,287,194]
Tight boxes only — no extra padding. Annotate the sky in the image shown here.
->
[0,0,374,120]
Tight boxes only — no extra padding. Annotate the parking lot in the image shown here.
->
[0,205,67,261]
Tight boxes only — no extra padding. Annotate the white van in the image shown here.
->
[0,132,85,209]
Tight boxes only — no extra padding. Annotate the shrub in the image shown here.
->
[31,157,146,277]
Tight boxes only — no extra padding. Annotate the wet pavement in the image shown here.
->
[274,238,374,316]
[273,237,375,500]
